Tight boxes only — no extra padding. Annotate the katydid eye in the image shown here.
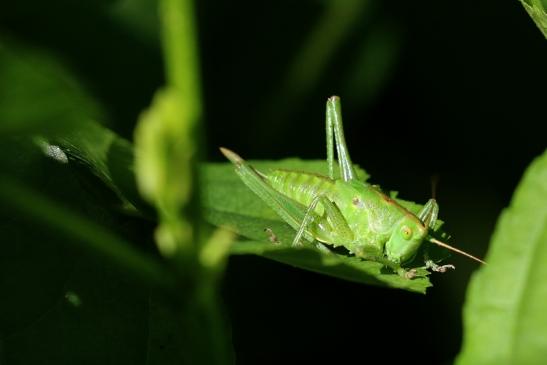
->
[401,225,412,240]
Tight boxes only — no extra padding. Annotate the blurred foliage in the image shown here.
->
[136,88,198,256]
[136,0,233,362]
[457,149,547,364]
[0,120,175,364]
[519,0,547,38]
[0,39,102,136]
[58,121,141,210]
[1,0,234,362]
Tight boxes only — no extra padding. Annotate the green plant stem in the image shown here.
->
[143,1,234,363]
[160,0,202,116]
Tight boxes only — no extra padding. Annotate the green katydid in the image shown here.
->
[220,96,485,278]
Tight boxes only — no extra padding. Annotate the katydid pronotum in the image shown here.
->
[220,96,485,278]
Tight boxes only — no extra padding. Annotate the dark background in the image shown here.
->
[1,0,545,363]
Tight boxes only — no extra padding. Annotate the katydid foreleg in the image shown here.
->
[418,199,439,229]
[416,198,454,271]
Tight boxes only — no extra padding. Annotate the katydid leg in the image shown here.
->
[418,198,454,271]
[425,260,455,273]
[326,96,357,182]
[292,195,322,246]
[418,198,439,229]
[220,147,314,242]
[424,250,455,273]
[292,195,354,248]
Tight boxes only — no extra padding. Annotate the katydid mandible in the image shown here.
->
[220,96,485,278]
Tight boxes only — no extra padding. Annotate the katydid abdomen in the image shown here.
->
[266,170,335,212]
[266,169,409,257]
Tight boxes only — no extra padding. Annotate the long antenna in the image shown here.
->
[429,238,487,265]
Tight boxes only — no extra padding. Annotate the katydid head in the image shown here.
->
[385,215,428,264]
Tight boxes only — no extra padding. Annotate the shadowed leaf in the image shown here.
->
[0,40,102,136]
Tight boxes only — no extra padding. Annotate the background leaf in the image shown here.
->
[0,37,180,364]
[0,39,102,136]
[0,139,181,365]
[457,149,547,364]
[57,121,143,212]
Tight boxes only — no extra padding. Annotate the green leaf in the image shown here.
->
[0,140,179,364]
[201,159,432,294]
[232,239,430,293]
[457,149,547,364]
[55,120,145,212]
[519,0,547,39]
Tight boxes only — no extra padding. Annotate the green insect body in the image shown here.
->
[221,96,484,277]
[266,170,426,264]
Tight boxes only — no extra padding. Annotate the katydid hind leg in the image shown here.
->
[326,96,357,182]
[220,147,314,242]
[326,100,335,179]
[221,147,352,247]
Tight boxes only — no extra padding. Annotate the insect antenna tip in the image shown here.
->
[429,238,486,265]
